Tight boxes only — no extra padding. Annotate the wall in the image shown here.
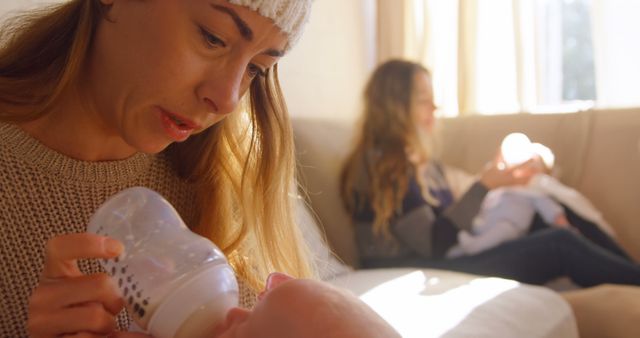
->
[278,0,375,123]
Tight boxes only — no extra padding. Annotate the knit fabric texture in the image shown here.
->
[0,123,257,337]
[227,0,313,49]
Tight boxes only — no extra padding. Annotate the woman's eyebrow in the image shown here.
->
[210,4,284,57]
[211,4,253,41]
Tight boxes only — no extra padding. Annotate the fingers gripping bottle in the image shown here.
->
[87,187,238,338]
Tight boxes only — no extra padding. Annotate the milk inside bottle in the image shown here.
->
[88,187,238,338]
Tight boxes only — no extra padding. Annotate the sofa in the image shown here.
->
[292,107,640,337]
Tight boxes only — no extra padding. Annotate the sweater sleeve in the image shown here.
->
[391,204,438,258]
[391,180,489,259]
[443,181,489,231]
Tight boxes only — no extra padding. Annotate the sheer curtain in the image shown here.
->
[377,0,536,116]
[377,0,640,116]
[376,0,423,63]
[591,0,640,108]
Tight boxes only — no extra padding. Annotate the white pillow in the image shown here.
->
[294,197,352,280]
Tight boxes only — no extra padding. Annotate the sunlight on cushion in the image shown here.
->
[359,271,519,337]
[329,268,578,338]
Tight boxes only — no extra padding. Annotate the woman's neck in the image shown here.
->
[18,91,137,162]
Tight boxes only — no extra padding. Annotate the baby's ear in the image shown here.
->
[258,272,295,301]
[265,272,294,291]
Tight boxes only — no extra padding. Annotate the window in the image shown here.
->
[561,0,596,101]
[409,0,640,116]
[538,0,596,107]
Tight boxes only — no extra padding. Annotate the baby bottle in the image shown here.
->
[500,132,534,167]
[87,187,238,338]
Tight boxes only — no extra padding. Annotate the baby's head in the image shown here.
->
[530,142,555,173]
[212,273,400,338]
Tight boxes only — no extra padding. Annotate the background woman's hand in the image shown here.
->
[27,233,127,338]
[479,157,542,190]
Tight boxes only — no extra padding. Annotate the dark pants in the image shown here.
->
[429,208,640,287]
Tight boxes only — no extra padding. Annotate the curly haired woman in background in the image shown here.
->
[341,59,640,286]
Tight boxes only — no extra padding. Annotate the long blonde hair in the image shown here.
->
[0,0,313,289]
[341,59,432,236]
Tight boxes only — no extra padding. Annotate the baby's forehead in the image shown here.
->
[262,279,329,306]
[257,279,344,322]
[253,279,398,338]
[248,282,317,335]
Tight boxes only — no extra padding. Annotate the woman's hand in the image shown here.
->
[479,157,542,190]
[27,233,129,338]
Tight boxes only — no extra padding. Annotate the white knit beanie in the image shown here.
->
[226,0,313,50]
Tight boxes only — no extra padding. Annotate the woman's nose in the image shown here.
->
[197,60,247,116]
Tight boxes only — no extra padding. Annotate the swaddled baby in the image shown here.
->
[447,133,614,258]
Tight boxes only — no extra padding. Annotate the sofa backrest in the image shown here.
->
[293,108,640,266]
[293,118,361,267]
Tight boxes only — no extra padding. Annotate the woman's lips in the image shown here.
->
[159,109,199,142]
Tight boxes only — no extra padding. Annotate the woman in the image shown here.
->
[341,59,640,287]
[0,0,313,337]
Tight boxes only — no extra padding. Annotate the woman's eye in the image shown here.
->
[247,64,266,79]
[199,27,225,48]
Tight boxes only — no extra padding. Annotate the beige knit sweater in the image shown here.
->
[0,123,257,337]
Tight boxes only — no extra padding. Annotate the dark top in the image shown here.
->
[351,162,489,268]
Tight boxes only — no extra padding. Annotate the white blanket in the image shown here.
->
[329,268,578,338]
[529,174,616,238]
